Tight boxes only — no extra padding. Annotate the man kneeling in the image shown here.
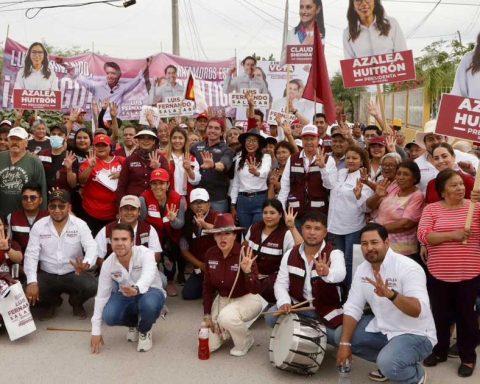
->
[90,223,166,353]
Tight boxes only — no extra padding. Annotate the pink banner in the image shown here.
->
[1,38,235,120]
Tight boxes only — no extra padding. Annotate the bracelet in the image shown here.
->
[389,289,399,302]
[339,342,352,347]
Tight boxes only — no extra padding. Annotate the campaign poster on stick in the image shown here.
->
[157,98,195,118]
[267,110,297,125]
[340,50,416,88]
[228,88,269,108]
[436,94,480,142]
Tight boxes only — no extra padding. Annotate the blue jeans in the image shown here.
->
[210,199,229,213]
[103,286,165,334]
[335,315,433,384]
[236,191,267,230]
[333,229,362,288]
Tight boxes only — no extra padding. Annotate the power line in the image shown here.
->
[384,0,480,5]
[406,0,443,38]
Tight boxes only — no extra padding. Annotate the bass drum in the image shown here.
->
[269,313,327,375]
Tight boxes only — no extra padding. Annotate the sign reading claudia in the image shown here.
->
[436,94,480,141]
[340,50,416,88]
[286,45,313,64]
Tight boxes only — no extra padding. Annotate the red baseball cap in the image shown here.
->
[93,134,111,146]
[196,112,208,120]
[150,168,170,183]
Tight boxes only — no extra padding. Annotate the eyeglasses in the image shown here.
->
[48,203,67,210]
[245,138,258,144]
[31,50,44,55]
[22,195,39,201]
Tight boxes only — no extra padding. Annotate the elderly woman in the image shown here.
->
[425,143,475,204]
[368,160,424,262]
[343,0,407,59]
[418,169,480,378]
[267,141,295,199]
[202,213,263,357]
[230,131,272,229]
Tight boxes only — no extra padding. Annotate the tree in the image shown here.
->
[330,71,365,121]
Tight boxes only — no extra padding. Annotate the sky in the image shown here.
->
[0,0,479,75]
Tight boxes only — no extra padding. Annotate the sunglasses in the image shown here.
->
[22,195,39,201]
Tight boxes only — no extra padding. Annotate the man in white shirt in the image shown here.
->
[90,223,166,354]
[223,56,268,94]
[148,65,185,105]
[337,223,436,384]
[269,211,346,345]
[24,189,98,320]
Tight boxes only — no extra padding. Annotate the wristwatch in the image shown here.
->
[388,289,398,302]
[134,285,140,295]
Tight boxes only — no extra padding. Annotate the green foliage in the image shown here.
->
[330,71,365,121]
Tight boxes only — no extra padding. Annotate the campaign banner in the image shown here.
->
[340,50,416,88]
[228,92,269,108]
[267,110,296,125]
[286,45,313,64]
[13,89,62,110]
[157,99,195,118]
[436,94,480,141]
[1,38,234,120]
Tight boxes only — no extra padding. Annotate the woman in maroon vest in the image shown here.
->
[0,216,23,278]
[180,188,218,300]
[244,199,302,302]
[140,168,186,297]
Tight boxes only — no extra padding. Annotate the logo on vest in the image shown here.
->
[230,264,239,272]
[385,277,397,288]
[208,260,218,269]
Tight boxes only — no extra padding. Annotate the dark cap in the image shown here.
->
[49,189,71,203]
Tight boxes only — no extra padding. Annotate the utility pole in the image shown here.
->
[457,30,462,45]
[172,0,180,55]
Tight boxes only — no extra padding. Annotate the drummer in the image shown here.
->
[270,211,346,344]
[202,213,265,357]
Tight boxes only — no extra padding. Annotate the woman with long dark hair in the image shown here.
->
[230,131,272,229]
[452,31,480,99]
[14,42,58,91]
[343,0,407,59]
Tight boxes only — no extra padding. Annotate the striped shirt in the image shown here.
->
[417,200,480,282]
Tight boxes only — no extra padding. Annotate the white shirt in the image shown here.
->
[244,226,295,256]
[14,66,59,91]
[149,81,185,104]
[277,151,336,209]
[230,154,272,204]
[171,153,201,196]
[95,221,162,259]
[222,74,268,94]
[320,168,373,234]
[24,215,97,283]
[343,16,407,59]
[451,52,480,99]
[274,242,346,308]
[91,245,166,335]
[344,248,437,346]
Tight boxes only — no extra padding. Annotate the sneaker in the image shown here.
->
[137,331,152,352]
[448,342,459,358]
[418,371,427,384]
[229,336,254,357]
[368,369,389,382]
[126,327,139,342]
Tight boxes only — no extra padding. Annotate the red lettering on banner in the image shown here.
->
[436,94,480,141]
[340,50,416,88]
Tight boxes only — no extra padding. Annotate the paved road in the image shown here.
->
[1,290,478,384]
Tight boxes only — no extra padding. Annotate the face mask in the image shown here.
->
[50,135,64,149]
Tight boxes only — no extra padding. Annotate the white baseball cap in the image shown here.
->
[0,120,12,127]
[7,127,28,140]
[119,195,141,208]
[301,124,319,137]
[190,188,209,203]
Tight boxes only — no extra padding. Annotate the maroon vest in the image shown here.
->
[247,221,288,275]
[287,243,343,328]
[288,152,329,218]
[186,209,218,263]
[10,210,49,253]
[104,220,152,257]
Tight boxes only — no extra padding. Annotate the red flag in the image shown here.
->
[302,21,336,125]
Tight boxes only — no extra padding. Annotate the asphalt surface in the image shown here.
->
[1,288,478,384]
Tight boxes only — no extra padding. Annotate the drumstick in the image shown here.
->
[46,327,91,333]
[261,306,316,316]
[291,299,313,309]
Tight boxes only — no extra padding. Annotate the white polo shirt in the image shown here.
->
[344,248,437,347]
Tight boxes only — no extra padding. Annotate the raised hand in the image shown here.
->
[166,203,179,222]
[246,157,259,176]
[269,169,280,188]
[200,151,214,170]
[282,121,292,137]
[69,108,80,123]
[227,64,237,77]
[353,178,363,200]
[0,230,9,251]
[148,151,162,169]
[284,207,298,229]
[87,149,96,168]
[365,271,393,298]
[182,156,192,171]
[316,147,327,168]
[245,90,254,106]
[70,256,90,275]
[240,246,257,274]
[64,150,77,170]
[375,178,391,198]
[145,108,155,127]
[194,212,207,228]
[109,102,119,118]
[385,135,397,153]
[314,252,331,277]
[368,100,380,118]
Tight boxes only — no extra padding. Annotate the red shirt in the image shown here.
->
[79,156,126,220]
[203,242,261,314]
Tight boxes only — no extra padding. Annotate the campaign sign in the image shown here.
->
[229,93,269,108]
[13,89,62,110]
[139,106,161,127]
[436,94,480,141]
[267,110,296,125]
[340,50,416,88]
[157,99,195,118]
[286,45,313,64]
